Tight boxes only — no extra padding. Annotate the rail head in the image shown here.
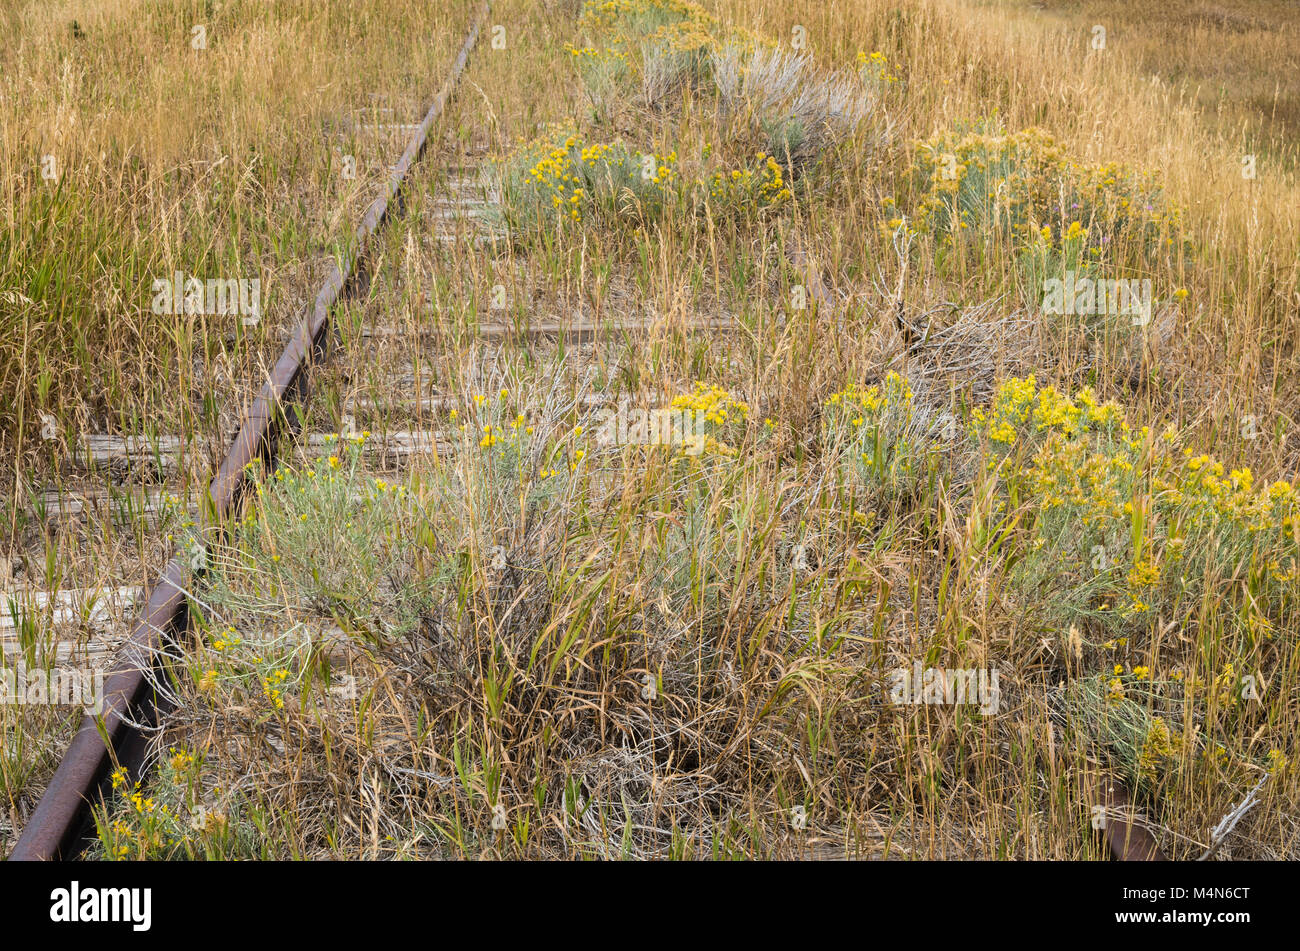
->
[1101,776,1167,861]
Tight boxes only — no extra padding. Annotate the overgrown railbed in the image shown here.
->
[73,0,1300,859]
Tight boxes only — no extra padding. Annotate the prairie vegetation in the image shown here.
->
[1007,0,1300,160]
[4,0,1298,859]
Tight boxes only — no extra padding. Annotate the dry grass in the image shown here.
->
[1008,0,1300,159]
[4,0,1298,859]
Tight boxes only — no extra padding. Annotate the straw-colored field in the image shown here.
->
[3,0,1297,859]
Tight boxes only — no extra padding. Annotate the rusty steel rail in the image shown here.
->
[1100,774,1167,861]
[9,0,491,861]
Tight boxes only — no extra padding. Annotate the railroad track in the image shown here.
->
[9,2,494,861]
[7,0,1164,861]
